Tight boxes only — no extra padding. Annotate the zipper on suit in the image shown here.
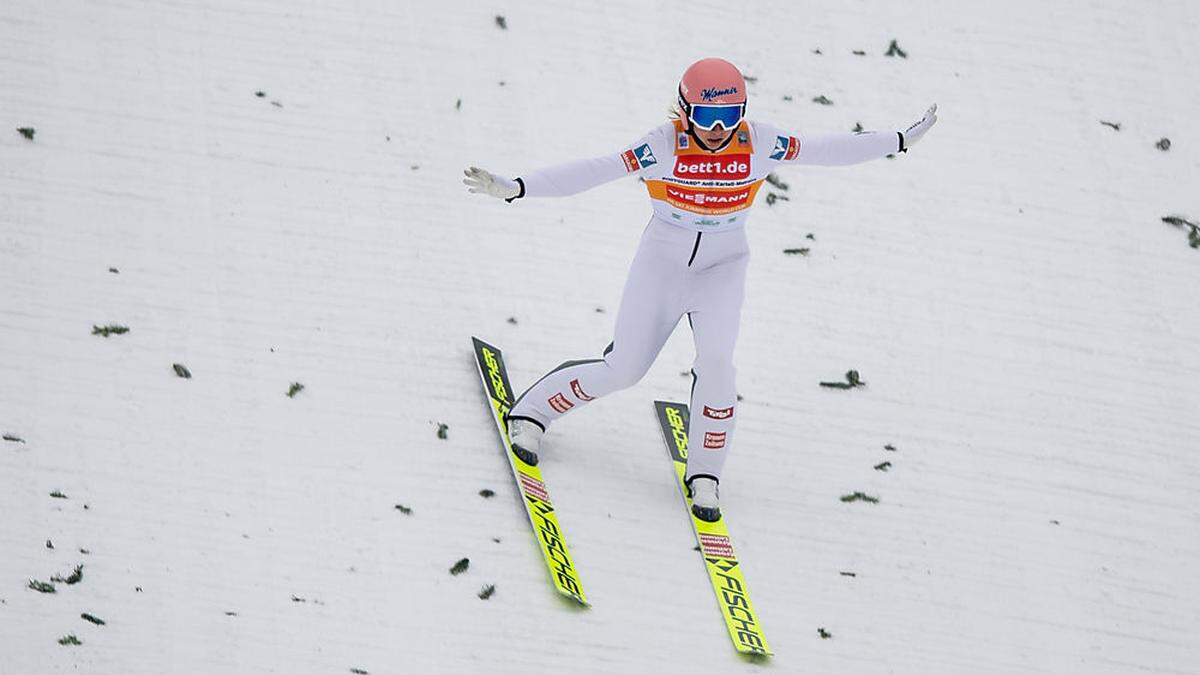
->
[687,232,702,267]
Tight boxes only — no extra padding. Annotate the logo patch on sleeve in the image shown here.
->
[622,143,658,172]
[621,149,639,173]
[770,135,800,161]
[634,143,657,168]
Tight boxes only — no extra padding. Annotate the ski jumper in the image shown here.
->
[506,119,902,484]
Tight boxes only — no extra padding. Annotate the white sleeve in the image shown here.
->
[515,125,669,200]
[794,130,903,165]
[759,122,903,167]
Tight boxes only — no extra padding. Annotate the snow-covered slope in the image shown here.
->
[2,1,1198,672]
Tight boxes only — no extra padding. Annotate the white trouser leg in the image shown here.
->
[682,228,749,483]
[508,219,692,428]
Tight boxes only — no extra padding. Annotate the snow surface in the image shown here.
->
[2,1,1199,673]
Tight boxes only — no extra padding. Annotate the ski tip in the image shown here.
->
[553,586,589,607]
[472,335,503,349]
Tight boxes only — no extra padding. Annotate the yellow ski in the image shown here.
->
[654,400,771,656]
[472,337,588,606]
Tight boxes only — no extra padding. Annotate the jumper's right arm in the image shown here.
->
[464,127,666,202]
[518,154,631,199]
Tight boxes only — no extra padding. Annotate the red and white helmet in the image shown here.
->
[679,57,747,105]
[677,58,748,132]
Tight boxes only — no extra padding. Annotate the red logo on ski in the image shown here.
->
[570,379,595,401]
[703,405,733,420]
[698,533,735,559]
[518,473,550,502]
[548,393,574,414]
[704,431,726,449]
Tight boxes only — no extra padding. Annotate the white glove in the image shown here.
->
[463,166,521,200]
[901,103,938,151]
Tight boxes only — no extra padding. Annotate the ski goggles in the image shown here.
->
[681,97,746,131]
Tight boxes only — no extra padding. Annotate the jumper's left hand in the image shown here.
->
[901,103,938,151]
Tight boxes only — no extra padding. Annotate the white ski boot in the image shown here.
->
[506,417,544,466]
[686,476,721,522]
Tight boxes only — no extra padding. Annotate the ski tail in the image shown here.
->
[654,400,771,656]
[472,337,588,606]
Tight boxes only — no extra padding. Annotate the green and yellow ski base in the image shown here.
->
[472,337,588,606]
[654,400,771,656]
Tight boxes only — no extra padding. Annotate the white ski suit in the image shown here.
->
[506,118,903,484]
